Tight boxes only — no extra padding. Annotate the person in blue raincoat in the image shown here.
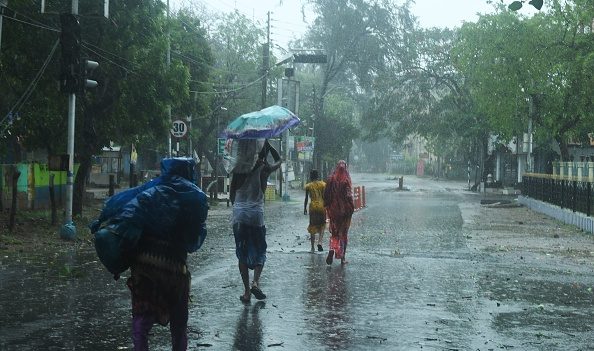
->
[91,157,208,351]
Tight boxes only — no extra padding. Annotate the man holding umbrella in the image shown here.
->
[223,105,299,303]
[230,139,281,303]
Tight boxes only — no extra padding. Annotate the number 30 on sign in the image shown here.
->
[171,120,187,138]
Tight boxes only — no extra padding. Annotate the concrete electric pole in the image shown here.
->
[59,0,99,239]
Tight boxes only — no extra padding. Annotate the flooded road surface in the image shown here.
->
[1,174,594,350]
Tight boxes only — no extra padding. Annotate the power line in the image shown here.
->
[4,5,59,32]
[12,39,59,114]
[192,73,266,95]
[271,18,310,28]
[81,41,136,74]
[2,13,59,32]
[1,39,59,135]
[82,41,264,96]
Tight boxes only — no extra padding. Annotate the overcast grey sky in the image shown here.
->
[174,0,536,52]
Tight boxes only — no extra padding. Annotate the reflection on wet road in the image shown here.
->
[304,256,351,350]
[233,301,265,350]
[1,174,593,350]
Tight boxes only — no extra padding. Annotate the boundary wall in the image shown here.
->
[0,163,78,210]
[519,195,594,234]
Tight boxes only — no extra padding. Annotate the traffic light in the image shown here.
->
[60,14,81,94]
[80,59,99,91]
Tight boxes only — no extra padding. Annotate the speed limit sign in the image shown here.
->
[171,120,187,138]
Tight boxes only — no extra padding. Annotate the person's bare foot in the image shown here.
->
[240,293,251,303]
[326,250,334,265]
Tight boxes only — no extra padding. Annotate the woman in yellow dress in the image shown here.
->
[304,170,326,252]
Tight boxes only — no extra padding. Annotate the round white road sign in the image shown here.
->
[171,120,187,138]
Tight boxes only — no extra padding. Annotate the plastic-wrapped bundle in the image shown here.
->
[90,157,208,277]
[222,139,265,174]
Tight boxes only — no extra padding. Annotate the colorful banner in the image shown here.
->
[295,136,315,161]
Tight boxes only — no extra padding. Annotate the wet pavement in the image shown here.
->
[1,174,594,350]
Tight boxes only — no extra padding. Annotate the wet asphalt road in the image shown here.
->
[1,174,594,350]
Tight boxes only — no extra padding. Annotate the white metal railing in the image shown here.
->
[551,161,594,182]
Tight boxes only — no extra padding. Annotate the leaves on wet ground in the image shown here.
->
[366,335,387,342]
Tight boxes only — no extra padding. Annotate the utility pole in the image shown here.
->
[277,78,283,198]
[312,84,318,172]
[261,11,270,109]
[291,53,327,172]
[165,0,173,158]
[528,94,535,173]
[0,0,7,53]
[59,0,99,239]
[60,0,80,239]
[283,79,298,201]
[467,160,471,191]
[188,91,197,157]
[214,108,222,200]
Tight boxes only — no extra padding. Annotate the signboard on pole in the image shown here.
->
[293,54,327,64]
[217,138,226,155]
[171,120,187,138]
[295,136,315,161]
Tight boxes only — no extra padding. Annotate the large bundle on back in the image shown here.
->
[90,157,208,279]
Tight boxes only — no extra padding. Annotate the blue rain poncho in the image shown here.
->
[90,157,208,277]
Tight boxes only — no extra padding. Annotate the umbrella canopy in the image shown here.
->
[221,105,300,139]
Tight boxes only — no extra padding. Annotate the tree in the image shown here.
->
[0,2,214,217]
[453,1,594,160]
[199,10,273,175]
[169,9,214,159]
[0,3,65,160]
[315,92,361,164]
[69,0,196,215]
[453,12,533,143]
[360,22,488,174]
[303,0,413,169]
[508,0,544,11]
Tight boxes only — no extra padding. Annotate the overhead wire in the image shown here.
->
[1,39,60,135]
[192,73,266,95]
[0,1,282,128]
[171,50,258,78]
[81,42,266,96]
[171,5,280,96]
[3,5,60,32]
[10,40,59,114]
[81,42,137,74]
[2,15,60,32]
[82,41,137,68]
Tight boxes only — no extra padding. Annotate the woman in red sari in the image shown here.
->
[323,160,354,265]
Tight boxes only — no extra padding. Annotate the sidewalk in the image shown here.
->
[85,181,232,201]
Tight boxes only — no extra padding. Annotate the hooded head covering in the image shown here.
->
[324,160,353,211]
[329,160,350,184]
[160,157,196,182]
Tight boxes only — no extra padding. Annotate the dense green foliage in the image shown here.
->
[2,0,593,194]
